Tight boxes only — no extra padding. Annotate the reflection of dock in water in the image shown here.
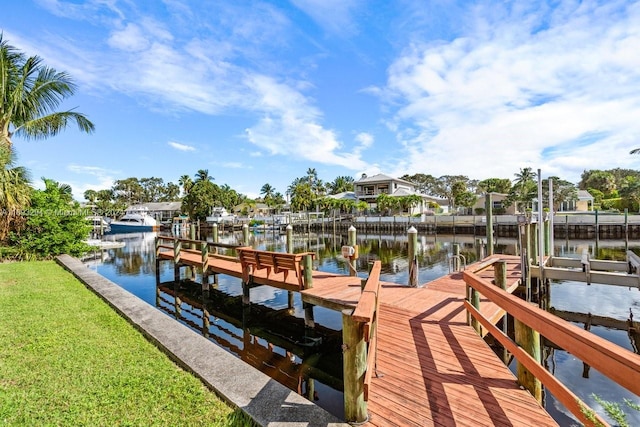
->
[155,282,344,394]
[548,307,640,353]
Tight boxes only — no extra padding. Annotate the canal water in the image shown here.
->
[88,230,640,425]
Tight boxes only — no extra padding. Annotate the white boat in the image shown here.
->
[109,207,159,232]
[206,207,236,223]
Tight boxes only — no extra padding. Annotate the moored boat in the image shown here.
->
[109,206,159,232]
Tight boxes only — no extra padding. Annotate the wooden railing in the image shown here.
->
[342,260,382,424]
[463,259,640,427]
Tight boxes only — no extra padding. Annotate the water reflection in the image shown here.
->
[155,279,345,416]
[92,230,640,425]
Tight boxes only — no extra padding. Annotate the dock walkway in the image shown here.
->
[366,271,555,426]
[158,246,556,426]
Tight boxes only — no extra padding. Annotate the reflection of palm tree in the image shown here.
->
[0,35,94,149]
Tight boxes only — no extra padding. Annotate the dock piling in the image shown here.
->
[515,313,542,403]
[342,309,367,424]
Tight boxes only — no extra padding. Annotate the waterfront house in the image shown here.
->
[561,190,594,212]
[471,193,517,215]
[354,173,446,215]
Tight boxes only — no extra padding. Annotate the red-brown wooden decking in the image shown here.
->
[157,249,557,426]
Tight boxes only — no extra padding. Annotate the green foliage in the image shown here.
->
[10,178,92,258]
[477,178,512,194]
[182,180,218,220]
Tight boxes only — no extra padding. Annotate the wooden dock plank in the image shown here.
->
[158,246,556,426]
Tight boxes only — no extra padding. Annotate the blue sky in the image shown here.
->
[4,0,640,200]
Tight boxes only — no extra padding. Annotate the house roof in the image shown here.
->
[327,191,357,200]
[577,190,594,201]
[355,173,413,185]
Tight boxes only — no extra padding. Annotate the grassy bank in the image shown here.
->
[0,261,252,426]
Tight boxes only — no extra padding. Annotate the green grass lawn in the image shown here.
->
[0,261,253,426]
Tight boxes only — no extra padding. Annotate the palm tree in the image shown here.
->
[631,149,640,155]
[178,174,193,196]
[260,183,274,199]
[0,35,94,149]
[83,189,97,204]
[510,167,538,211]
[0,145,31,241]
[194,169,214,183]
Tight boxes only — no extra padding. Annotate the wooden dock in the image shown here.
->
[366,278,555,426]
[156,239,557,425]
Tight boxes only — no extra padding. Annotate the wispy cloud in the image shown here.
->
[290,0,362,36]
[168,141,196,152]
[25,1,369,172]
[66,164,118,200]
[381,1,640,182]
[222,162,246,169]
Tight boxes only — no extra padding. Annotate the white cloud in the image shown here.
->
[66,164,118,200]
[290,0,361,36]
[222,162,246,169]
[243,75,369,170]
[168,141,196,151]
[382,1,640,183]
[20,1,373,173]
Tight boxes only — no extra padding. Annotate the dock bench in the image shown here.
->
[237,248,313,288]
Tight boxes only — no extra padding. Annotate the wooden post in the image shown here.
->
[173,238,181,282]
[201,242,209,290]
[287,224,294,312]
[303,254,315,328]
[515,316,542,403]
[189,223,196,249]
[471,287,481,335]
[485,193,494,255]
[286,225,293,253]
[544,216,550,258]
[342,309,367,424]
[242,223,250,246]
[212,222,219,254]
[453,243,460,272]
[408,226,418,287]
[242,280,250,305]
[495,260,509,364]
[348,225,357,276]
[475,238,482,261]
[155,237,161,283]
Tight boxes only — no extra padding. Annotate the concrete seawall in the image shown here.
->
[56,254,347,427]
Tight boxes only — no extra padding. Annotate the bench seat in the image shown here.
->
[237,248,313,288]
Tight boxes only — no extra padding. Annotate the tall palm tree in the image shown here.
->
[0,145,31,241]
[0,35,94,149]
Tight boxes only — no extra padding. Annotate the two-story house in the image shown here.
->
[354,173,445,215]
